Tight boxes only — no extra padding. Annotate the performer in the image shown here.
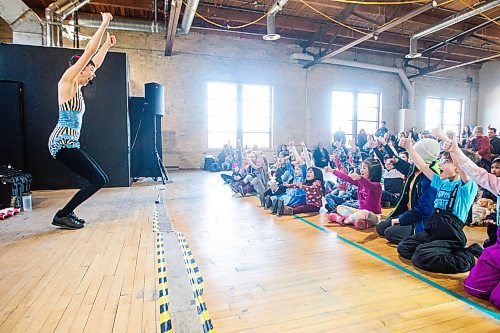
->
[48,13,116,229]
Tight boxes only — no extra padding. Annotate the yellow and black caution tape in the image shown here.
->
[177,232,214,333]
[153,206,173,333]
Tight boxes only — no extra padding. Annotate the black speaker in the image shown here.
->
[129,96,162,179]
[145,82,164,116]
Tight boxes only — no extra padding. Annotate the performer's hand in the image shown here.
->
[107,33,117,47]
[101,12,113,26]
[391,219,400,226]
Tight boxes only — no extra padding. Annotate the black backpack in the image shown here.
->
[208,163,221,172]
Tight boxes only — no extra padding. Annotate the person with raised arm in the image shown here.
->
[396,137,482,274]
[48,13,116,230]
[443,135,500,308]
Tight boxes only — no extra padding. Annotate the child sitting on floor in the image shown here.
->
[276,167,324,216]
[397,138,481,274]
[326,158,383,229]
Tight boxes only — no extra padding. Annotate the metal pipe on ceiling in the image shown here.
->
[420,15,500,55]
[178,0,201,35]
[153,0,158,32]
[410,52,500,77]
[263,0,288,40]
[292,52,415,109]
[406,0,500,58]
[77,13,166,33]
[303,0,440,69]
[46,0,90,46]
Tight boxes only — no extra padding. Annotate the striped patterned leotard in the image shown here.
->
[48,88,85,158]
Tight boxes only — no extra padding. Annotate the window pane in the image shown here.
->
[442,125,459,136]
[332,106,354,121]
[357,107,378,121]
[242,117,270,132]
[242,85,270,102]
[242,101,270,118]
[208,116,237,132]
[356,121,378,135]
[243,133,270,148]
[426,111,441,126]
[442,112,461,125]
[357,93,378,108]
[332,121,353,135]
[426,98,441,113]
[443,100,461,113]
[208,132,237,148]
[332,91,354,107]
[207,82,237,100]
[207,99,237,116]
[425,123,440,131]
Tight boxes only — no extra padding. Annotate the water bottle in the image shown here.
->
[22,192,32,212]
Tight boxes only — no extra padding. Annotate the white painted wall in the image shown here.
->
[478,61,500,128]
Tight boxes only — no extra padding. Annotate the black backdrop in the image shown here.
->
[0,44,131,190]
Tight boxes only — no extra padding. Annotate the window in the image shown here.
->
[331,91,380,142]
[207,82,272,149]
[425,97,463,135]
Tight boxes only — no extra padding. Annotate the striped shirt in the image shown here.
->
[48,88,85,158]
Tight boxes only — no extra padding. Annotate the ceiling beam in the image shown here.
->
[90,0,153,11]
[191,5,499,57]
[300,3,357,50]
[165,0,183,56]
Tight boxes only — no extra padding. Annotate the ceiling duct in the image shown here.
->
[178,0,200,35]
[263,0,288,41]
[46,0,90,47]
[0,0,43,45]
[76,13,166,33]
[406,0,500,58]
[291,52,415,109]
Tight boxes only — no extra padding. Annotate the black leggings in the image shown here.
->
[56,148,109,216]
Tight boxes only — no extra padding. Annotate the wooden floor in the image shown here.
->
[0,170,498,332]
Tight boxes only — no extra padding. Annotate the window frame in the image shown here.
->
[206,81,273,149]
[331,90,381,142]
[425,97,464,135]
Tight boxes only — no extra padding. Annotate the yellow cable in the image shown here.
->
[299,0,371,35]
[458,0,500,27]
[182,0,269,29]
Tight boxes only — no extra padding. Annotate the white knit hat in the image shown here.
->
[413,138,440,163]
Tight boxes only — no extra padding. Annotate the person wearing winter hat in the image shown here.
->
[375,137,440,244]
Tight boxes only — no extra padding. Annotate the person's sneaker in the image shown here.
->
[467,243,483,258]
[52,214,84,230]
[68,212,86,224]
[264,195,271,209]
[276,200,285,216]
[328,213,345,224]
[259,193,266,207]
[271,199,279,214]
[353,219,373,230]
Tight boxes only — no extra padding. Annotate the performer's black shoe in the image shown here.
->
[52,214,84,230]
[68,212,86,224]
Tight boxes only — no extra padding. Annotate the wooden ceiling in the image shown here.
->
[23,0,500,67]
